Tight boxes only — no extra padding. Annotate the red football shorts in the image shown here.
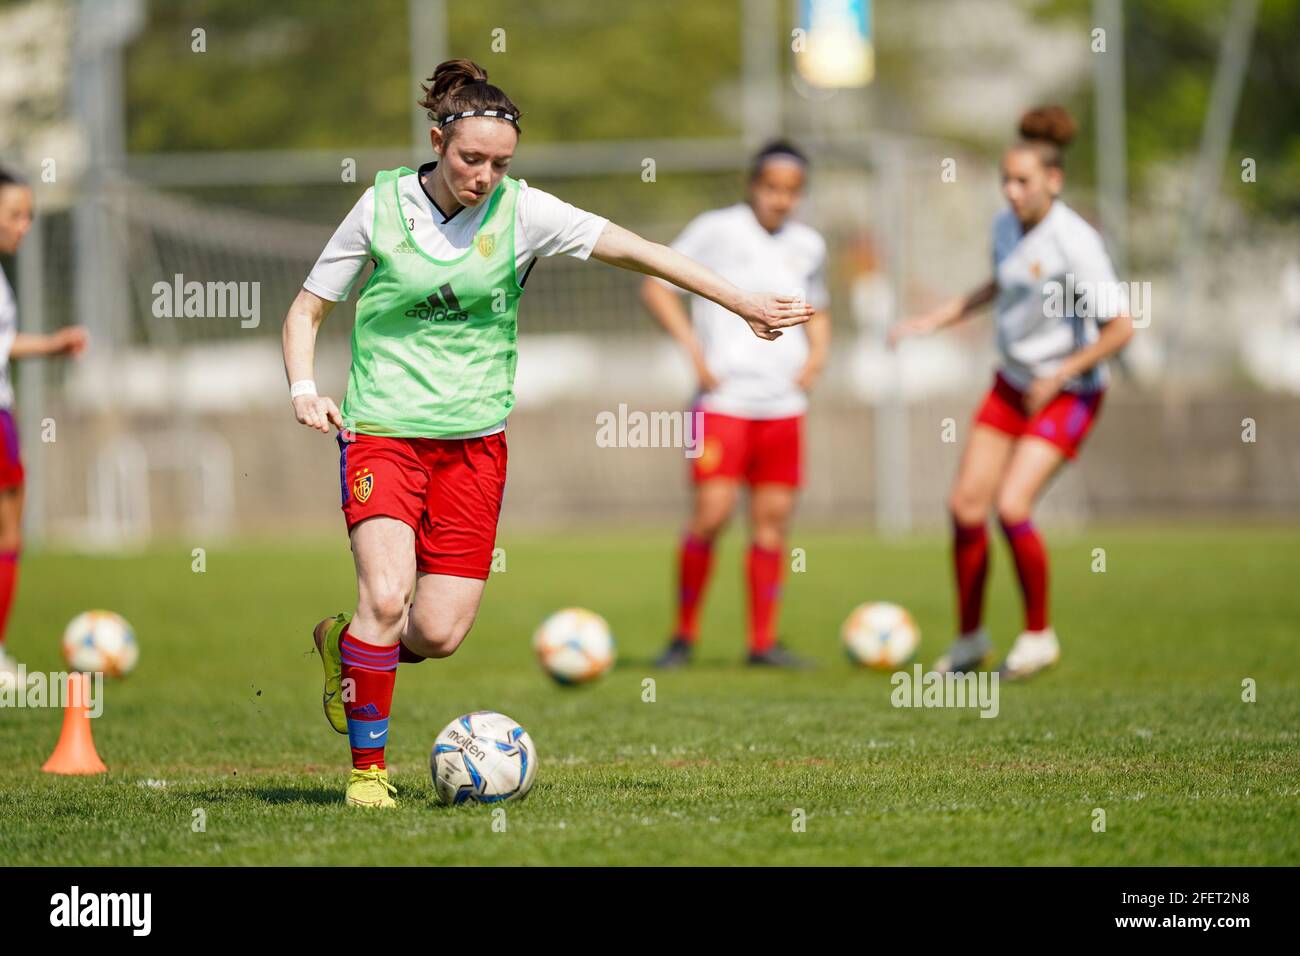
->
[0,410,24,490]
[974,372,1104,460]
[690,411,802,486]
[338,431,507,580]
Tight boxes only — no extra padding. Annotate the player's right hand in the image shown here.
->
[741,293,814,340]
[292,394,344,434]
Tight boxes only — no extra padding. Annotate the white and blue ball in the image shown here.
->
[430,711,537,806]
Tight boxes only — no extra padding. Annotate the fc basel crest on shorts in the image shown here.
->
[352,467,374,504]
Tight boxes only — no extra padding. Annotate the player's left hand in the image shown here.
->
[741,293,814,341]
[1025,372,1065,415]
[54,326,89,357]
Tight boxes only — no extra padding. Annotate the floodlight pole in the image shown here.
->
[1092,0,1127,277]
[1164,0,1259,369]
[741,0,783,148]
[16,216,46,545]
[409,1,448,157]
[876,140,910,536]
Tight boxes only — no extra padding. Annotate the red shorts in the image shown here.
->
[338,431,507,580]
[974,373,1104,460]
[690,411,802,486]
[0,411,24,490]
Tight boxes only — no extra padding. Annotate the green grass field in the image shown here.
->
[1,525,1297,866]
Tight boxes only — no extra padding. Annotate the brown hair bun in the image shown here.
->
[1018,105,1076,149]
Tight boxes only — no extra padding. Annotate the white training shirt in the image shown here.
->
[992,200,1124,393]
[657,203,829,419]
[304,161,609,437]
[0,266,17,409]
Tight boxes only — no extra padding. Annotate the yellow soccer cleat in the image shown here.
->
[313,613,350,735]
[346,765,397,808]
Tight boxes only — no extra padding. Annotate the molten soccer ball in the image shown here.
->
[61,610,139,678]
[841,602,920,671]
[532,607,615,685]
[431,711,537,806]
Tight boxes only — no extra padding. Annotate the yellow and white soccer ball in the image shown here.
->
[62,610,139,678]
[841,602,919,671]
[532,607,615,685]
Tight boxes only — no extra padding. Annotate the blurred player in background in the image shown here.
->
[282,60,813,807]
[0,168,89,684]
[890,106,1134,680]
[642,142,831,669]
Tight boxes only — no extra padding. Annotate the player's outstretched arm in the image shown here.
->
[9,326,87,359]
[282,287,344,434]
[592,221,813,341]
[888,279,997,347]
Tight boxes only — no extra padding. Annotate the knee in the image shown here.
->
[948,489,989,528]
[361,587,408,631]
[689,508,731,541]
[408,615,473,659]
[996,489,1032,528]
[0,531,21,555]
[752,511,790,550]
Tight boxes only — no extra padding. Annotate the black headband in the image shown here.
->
[440,109,519,129]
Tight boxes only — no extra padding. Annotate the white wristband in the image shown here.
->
[290,380,317,400]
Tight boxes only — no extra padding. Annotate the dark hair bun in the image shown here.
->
[427,58,489,108]
[1019,105,1076,149]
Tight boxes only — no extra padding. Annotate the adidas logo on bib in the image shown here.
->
[405,282,470,322]
[393,237,418,255]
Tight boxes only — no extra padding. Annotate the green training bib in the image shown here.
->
[341,166,523,437]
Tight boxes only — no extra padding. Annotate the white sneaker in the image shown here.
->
[933,628,992,673]
[999,628,1060,680]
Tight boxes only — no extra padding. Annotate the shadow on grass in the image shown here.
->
[178,785,342,806]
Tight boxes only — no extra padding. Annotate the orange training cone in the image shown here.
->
[42,672,107,775]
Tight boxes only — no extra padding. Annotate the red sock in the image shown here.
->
[1001,519,1049,631]
[746,543,783,654]
[0,550,18,648]
[675,534,714,641]
[952,520,989,635]
[340,627,398,770]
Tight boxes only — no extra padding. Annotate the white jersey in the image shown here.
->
[0,266,17,409]
[658,203,829,419]
[304,161,609,436]
[992,200,1124,393]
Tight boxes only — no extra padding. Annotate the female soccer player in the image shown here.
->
[641,141,830,669]
[282,60,813,807]
[0,168,89,684]
[889,106,1133,680]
